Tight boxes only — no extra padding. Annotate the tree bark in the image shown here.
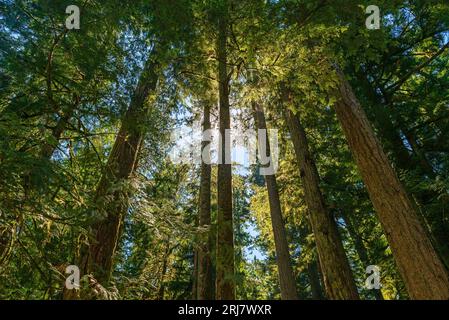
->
[334,66,449,299]
[197,104,214,300]
[354,69,449,270]
[284,104,359,300]
[215,4,235,300]
[303,223,325,300]
[253,102,298,300]
[78,54,159,288]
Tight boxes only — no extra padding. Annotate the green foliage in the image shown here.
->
[0,0,448,300]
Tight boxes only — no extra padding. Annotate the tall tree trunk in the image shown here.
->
[215,3,235,299]
[355,69,449,270]
[307,259,325,300]
[78,54,159,288]
[284,104,359,300]
[192,242,198,299]
[157,243,171,300]
[315,254,327,298]
[303,223,325,300]
[197,104,214,300]
[339,210,384,300]
[333,66,449,299]
[253,102,298,300]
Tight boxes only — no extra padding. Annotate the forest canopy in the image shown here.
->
[0,0,449,300]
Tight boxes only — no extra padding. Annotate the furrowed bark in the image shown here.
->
[355,69,449,270]
[334,66,449,299]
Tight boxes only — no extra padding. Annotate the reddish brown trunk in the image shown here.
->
[79,55,159,287]
[334,66,449,299]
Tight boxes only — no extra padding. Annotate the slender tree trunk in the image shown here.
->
[197,104,215,300]
[315,254,327,299]
[253,102,298,300]
[307,259,325,300]
[192,244,198,299]
[339,210,384,300]
[215,4,235,299]
[40,94,80,159]
[284,104,359,300]
[303,223,325,300]
[78,54,159,288]
[334,66,449,299]
[157,243,171,300]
